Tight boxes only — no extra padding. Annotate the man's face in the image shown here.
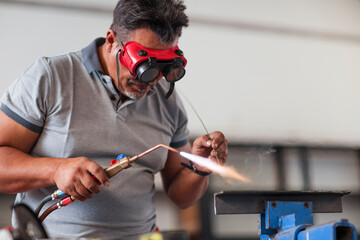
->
[109,28,177,100]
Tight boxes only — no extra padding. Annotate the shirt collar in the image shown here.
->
[81,38,105,74]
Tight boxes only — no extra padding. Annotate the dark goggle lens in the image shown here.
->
[165,67,185,82]
[136,65,160,83]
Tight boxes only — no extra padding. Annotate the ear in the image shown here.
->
[105,30,120,52]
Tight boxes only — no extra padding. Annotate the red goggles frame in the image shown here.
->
[119,41,187,83]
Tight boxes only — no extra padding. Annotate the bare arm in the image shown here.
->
[160,142,209,209]
[160,131,228,209]
[0,110,110,201]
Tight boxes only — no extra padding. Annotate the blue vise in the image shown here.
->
[214,191,358,240]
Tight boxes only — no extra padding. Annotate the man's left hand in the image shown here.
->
[191,131,228,174]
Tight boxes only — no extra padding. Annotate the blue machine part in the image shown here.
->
[258,201,358,240]
[297,219,358,240]
[214,191,358,240]
[259,201,313,240]
[265,201,313,230]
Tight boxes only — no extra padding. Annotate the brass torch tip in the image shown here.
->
[129,155,139,163]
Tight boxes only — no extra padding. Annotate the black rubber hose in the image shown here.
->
[34,195,52,217]
[39,202,58,222]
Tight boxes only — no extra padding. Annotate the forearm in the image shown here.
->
[165,168,209,209]
[0,146,60,193]
[164,130,228,209]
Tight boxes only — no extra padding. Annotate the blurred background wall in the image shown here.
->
[0,0,359,239]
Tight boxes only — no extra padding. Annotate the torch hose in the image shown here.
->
[34,195,52,217]
[39,202,58,222]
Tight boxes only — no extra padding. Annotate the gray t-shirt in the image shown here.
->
[1,38,189,240]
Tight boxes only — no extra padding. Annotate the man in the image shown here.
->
[0,0,228,239]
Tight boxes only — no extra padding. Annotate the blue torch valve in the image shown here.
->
[116,154,126,160]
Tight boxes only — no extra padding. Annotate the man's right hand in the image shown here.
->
[0,110,110,197]
[53,157,110,201]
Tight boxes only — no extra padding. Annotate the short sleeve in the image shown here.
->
[0,57,52,133]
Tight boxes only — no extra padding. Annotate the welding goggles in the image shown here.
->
[118,41,187,83]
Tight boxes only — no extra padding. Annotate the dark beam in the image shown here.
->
[214,190,350,215]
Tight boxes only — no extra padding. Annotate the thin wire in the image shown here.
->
[177,89,227,184]
[178,90,209,134]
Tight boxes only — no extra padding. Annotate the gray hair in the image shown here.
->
[110,0,189,44]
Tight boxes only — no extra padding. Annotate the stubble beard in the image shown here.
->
[123,90,146,100]
[123,79,153,99]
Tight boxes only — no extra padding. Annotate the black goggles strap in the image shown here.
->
[165,82,175,99]
[116,50,121,93]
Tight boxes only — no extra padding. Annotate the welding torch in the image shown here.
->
[37,143,248,222]
[37,144,177,222]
